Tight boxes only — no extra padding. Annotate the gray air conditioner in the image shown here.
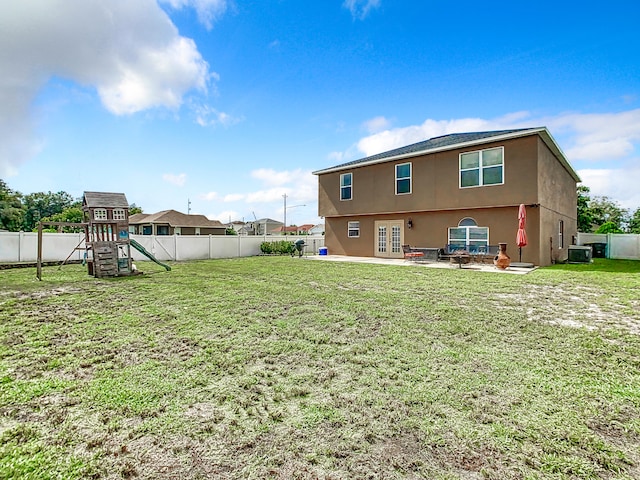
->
[568,246,592,263]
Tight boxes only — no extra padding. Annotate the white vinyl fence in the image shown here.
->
[577,233,640,260]
[0,232,325,264]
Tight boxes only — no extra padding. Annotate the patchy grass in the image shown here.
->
[1,257,639,479]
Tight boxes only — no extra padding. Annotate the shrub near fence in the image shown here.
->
[260,240,294,255]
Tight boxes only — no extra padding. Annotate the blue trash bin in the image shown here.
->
[319,247,328,256]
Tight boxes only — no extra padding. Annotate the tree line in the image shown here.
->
[577,186,640,234]
[1,179,639,234]
[0,179,142,232]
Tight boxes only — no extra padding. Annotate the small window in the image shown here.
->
[460,147,504,188]
[157,225,170,235]
[340,173,352,201]
[396,163,412,195]
[113,209,126,220]
[348,221,360,238]
[93,209,107,220]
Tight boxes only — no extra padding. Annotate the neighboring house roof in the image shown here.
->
[273,225,299,233]
[83,191,129,208]
[312,127,581,182]
[298,224,315,232]
[129,210,225,228]
[255,218,282,224]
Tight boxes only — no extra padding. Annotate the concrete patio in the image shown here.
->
[305,254,537,274]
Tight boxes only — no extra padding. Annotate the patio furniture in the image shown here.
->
[402,244,425,261]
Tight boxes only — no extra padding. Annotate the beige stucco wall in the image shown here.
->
[318,133,576,266]
[324,206,540,264]
[536,137,579,264]
[318,136,540,218]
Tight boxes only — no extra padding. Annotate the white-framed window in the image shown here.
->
[93,208,107,220]
[113,208,126,220]
[340,173,352,201]
[348,221,360,238]
[559,220,564,248]
[460,146,504,188]
[395,162,412,195]
[447,217,489,252]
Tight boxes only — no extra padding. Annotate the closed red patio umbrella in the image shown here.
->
[516,204,528,262]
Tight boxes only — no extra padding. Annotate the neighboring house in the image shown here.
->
[225,220,250,234]
[129,210,226,235]
[250,218,283,235]
[309,224,325,235]
[236,224,254,235]
[298,224,316,235]
[272,225,300,235]
[313,127,580,266]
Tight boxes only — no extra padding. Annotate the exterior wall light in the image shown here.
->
[407,218,413,229]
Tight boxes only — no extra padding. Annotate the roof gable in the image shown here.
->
[83,191,129,208]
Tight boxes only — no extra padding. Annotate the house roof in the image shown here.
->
[273,225,299,233]
[312,127,581,182]
[254,218,282,224]
[82,191,129,209]
[129,210,225,228]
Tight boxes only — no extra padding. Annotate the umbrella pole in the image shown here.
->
[519,247,522,263]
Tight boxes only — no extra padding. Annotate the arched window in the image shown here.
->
[448,218,489,252]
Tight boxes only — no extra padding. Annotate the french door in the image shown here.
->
[374,220,404,258]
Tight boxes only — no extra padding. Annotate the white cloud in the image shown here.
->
[545,109,640,161]
[350,109,640,163]
[199,191,219,201]
[208,210,237,223]
[578,165,640,210]
[362,115,392,134]
[251,168,309,187]
[223,193,245,202]
[161,0,228,30]
[163,173,187,186]
[343,0,381,20]
[194,104,242,127]
[0,0,214,177]
[355,115,515,157]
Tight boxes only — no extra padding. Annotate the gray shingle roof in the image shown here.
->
[315,129,533,174]
[129,210,225,228]
[82,191,129,208]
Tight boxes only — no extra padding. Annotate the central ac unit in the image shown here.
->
[568,246,592,263]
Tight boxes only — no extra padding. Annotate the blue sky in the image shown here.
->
[2,0,639,226]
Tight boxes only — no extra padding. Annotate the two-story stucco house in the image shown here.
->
[313,127,580,266]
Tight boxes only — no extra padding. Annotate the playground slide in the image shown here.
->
[129,239,172,271]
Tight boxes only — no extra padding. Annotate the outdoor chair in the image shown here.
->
[402,244,425,261]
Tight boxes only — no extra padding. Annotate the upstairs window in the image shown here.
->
[460,147,504,188]
[113,209,126,220]
[93,209,107,221]
[340,173,352,201]
[395,162,412,195]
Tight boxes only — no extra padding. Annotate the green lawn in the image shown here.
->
[1,257,639,479]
